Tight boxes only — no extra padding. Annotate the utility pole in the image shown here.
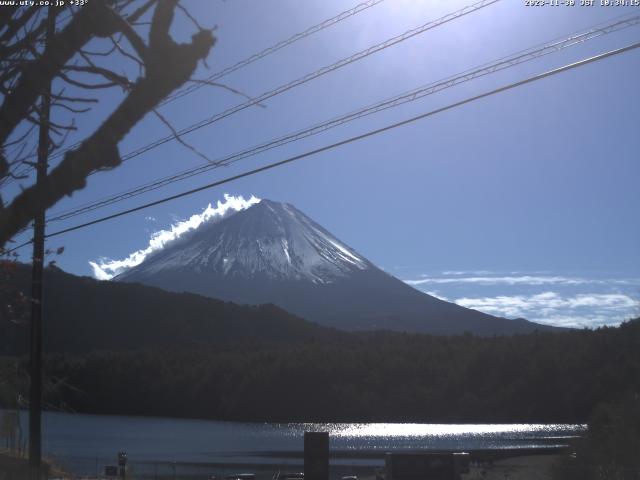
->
[29,5,55,479]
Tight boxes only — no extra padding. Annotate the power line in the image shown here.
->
[45,0,499,166]
[17,0,388,166]
[3,0,498,231]
[44,13,640,224]
[162,0,388,105]
[118,0,500,162]
[3,0,388,181]
[6,39,638,254]
[38,0,502,219]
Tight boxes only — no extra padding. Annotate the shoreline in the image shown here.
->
[103,447,572,471]
[2,446,572,479]
[82,450,569,480]
[230,445,571,459]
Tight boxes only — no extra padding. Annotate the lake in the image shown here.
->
[4,410,585,478]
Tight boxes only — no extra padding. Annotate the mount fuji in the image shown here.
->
[114,199,552,335]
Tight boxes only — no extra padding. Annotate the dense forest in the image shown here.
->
[0,263,338,355]
[0,264,558,359]
[1,318,638,423]
[1,262,638,423]
[551,395,640,479]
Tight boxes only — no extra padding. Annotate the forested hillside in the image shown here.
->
[2,319,638,423]
[0,263,338,355]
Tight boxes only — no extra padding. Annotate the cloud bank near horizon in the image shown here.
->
[455,292,637,328]
[414,287,637,328]
[404,272,639,328]
[405,275,637,287]
[89,194,260,280]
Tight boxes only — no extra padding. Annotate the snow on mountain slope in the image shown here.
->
[90,194,260,280]
[117,199,369,284]
[113,197,558,335]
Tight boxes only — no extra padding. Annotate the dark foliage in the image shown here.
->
[552,395,640,479]
[2,264,638,423]
[0,263,339,355]
[0,1,215,248]
[1,319,638,424]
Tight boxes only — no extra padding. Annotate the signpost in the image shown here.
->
[304,432,329,480]
[118,451,127,480]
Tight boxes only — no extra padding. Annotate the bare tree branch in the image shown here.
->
[109,15,148,63]
[0,1,118,146]
[62,65,132,89]
[0,7,38,45]
[0,0,216,247]
[187,78,267,107]
[153,108,213,164]
[79,44,118,57]
[177,2,208,32]
[108,33,145,68]
[57,70,126,90]
[51,103,92,115]
[127,0,158,23]
[50,93,99,104]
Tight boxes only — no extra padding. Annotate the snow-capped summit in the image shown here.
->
[115,199,554,335]
[117,199,369,284]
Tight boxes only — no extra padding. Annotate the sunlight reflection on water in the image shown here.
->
[2,410,587,474]
[323,422,586,437]
[265,422,586,451]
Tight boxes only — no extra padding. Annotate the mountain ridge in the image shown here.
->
[0,263,339,355]
[115,199,559,335]
[116,200,370,283]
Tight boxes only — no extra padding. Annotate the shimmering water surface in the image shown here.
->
[6,410,585,475]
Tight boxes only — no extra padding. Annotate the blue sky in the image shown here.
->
[4,0,640,328]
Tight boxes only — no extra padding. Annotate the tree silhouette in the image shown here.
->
[0,0,216,248]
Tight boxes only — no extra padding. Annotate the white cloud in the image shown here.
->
[455,292,638,328]
[424,291,450,302]
[530,314,622,329]
[405,275,636,287]
[89,194,260,280]
[91,266,113,281]
[440,270,495,276]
